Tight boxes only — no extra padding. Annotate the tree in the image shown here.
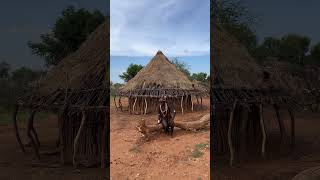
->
[252,37,281,60]
[215,0,258,52]
[110,82,124,96]
[0,61,10,78]
[191,72,208,83]
[311,42,320,63]
[171,58,191,78]
[119,64,144,82]
[11,67,44,86]
[28,6,105,67]
[278,34,310,64]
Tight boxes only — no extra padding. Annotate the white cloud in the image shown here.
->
[110,0,210,56]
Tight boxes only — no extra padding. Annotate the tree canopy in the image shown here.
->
[171,58,191,78]
[28,6,105,67]
[119,63,144,82]
[278,34,310,64]
[215,0,258,52]
[191,72,209,83]
[11,67,45,86]
[0,61,10,78]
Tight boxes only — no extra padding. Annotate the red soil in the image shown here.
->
[110,98,210,180]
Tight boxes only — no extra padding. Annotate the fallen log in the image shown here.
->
[136,113,210,135]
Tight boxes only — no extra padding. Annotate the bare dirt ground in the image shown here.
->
[0,114,105,180]
[110,98,210,180]
[2,99,317,180]
[213,108,320,180]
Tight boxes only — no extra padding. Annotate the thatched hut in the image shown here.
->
[211,25,301,166]
[261,60,320,110]
[115,51,207,114]
[14,18,109,168]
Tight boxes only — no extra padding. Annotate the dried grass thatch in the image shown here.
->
[212,26,262,88]
[121,51,196,92]
[262,60,320,105]
[37,19,109,96]
[116,51,206,114]
[15,18,110,168]
[211,24,300,166]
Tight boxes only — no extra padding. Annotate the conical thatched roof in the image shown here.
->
[211,25,302,111]
[121,51,196,92]
[37,18,109,96]
[19,17,109,109]
[262,60,320,97]
[118,51,206,98]
[212,26,262,88]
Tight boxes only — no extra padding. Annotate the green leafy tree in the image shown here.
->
[110,82,124,96]
[119,64,144,82]
[215,0,258,52]
[252,37,281,60]
[11,67,44,86]
[171,58,191,78]
[28,6,105,67]
[0,61,10,78]
[279,34,310,64]
[191,72,208,83]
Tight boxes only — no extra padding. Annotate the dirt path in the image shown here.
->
[110,98,210,180]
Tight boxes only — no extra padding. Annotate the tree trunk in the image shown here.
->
[137,113,210,135]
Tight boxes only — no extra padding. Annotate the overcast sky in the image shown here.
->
[2,1,320,71]
[243,0,320,45]
[110,0,210,56]
[0,0,109,70]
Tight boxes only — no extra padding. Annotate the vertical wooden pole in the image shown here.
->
[129,97,132,114]
[27,110,40,159]
[228,100,237,166]
[259,104,267,158]
[191,96,194,111]
[73,110,86,167]
[196,96,200,110]
[240,108,248,158]
[114,96,118,111]
[274,105,286,145]
[58,114,65,164]
[12,105,25,153]
[101,109,108,169]
[288,109,295,149]
[132,97,137,114]
[30,111,40,147]
[144,98,148,115]
[181,96,184,115]
[119,97,123,111]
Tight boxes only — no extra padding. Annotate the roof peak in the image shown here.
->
[156,50,163,55]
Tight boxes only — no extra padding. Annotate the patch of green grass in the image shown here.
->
[195,143,208,150]
[191,142,209,158]
[191,148,204,158]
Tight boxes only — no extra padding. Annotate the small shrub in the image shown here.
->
[192,148,204,158]
[191,142,209,158]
